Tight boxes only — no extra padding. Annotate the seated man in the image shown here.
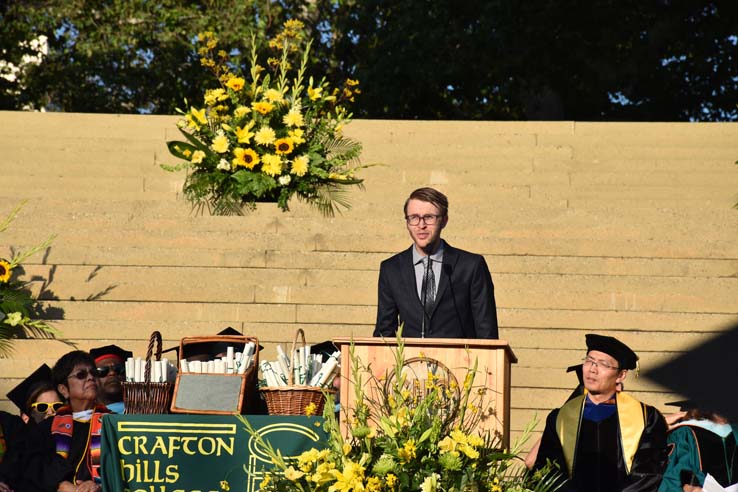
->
[89,344,133,414]
[534,334,668,492]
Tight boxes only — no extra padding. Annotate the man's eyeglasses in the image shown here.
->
[67,368,95,381]
[583,356,619,371]
[30,401,64,413]
[94,364,125,378]
[405,214,443,226]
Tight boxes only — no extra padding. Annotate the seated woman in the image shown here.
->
[659,401,738,492]
[30,351,110,492]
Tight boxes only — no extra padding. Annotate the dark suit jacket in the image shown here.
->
[373,243,498,338]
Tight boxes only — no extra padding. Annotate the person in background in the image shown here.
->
[533,334,668,492]
[30,350,110,492]
[89,345,132,414]
[374,187,498,339]
[0,410,26,492]
[7,364,63,424]
[658,401,738,492]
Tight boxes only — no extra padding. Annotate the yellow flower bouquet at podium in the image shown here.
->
[165,20,367,216]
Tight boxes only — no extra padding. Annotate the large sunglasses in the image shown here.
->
[67,368,95,380]
[30,401,64,413]
[94,363,125,378]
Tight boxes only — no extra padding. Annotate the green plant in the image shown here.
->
[236,331,561,492]
[165,19,370,216]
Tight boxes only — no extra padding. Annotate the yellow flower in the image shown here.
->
[234,106,251,119]
[182,148,192,158]
[365,477,381,492]
[284,466,305,481]
[219,480,230,492]
[226,76,245,91]
[290,155,310,176]
[235,122,255,144]
[283,108,304,127]
[204,88,227,106]
[211,132,229,153]
[261,154,282,176]
[385,474,397,488]
[264,88,285,103]
[191,150,206,165]
[346,78,360,87]
[252,101,274,115]
[288,128,305,144]
[420,473,440,492]
[328,461,365,492]
[0,259,12,283]
[186,107,207,128]
[305,402,317,416]
[274,137,294,156]
[233,148,260,169]
[438,436,457,454]
[3,312,22,326]
[254,126,276,145]
[397,439,416,463]
[261,474,272,488]
[307,85,323,101]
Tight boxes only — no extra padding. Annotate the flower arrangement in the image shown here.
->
[165,20,368,216]
[0,201,59,356]
[237,332,561,492]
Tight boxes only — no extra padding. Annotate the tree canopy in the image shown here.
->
[1,0,736,120]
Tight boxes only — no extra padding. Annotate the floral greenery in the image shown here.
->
[0,201,61,357]
[236,332,561,492]
[164,19,369,216]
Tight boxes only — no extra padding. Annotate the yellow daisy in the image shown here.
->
[204,88,227,106]
[288,128,306,144]
[283,108,304,127]
[291,155,309,176]
[264,88,285,103]
[211,133,229,153]
[225,76,245,91]
[274,137,294,156]
[191,150,206,164]
[261,154,283,176]
[0,259,12,283]
[252,101,274,115]
[307,85,322,101]
[254,126,276,145]
[233,106,251,119]
[232,148,259,170]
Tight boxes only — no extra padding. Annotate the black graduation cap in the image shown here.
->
[310,340,339,363]
[170,327,263,360]
[6,364,53,413]
[565,363,585,402]
[585,333,638,370]
[645,321,738,422]
[89,344,133,363]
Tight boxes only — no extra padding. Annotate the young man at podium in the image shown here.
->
[373,187,498,339]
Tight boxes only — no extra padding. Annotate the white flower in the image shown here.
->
[217,159,231,171]
[278,175,291,186]
[420,473,440,492]
[3,312,23,326]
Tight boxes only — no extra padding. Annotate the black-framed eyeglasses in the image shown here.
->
[583,356,619,371]
[30,401,64,413]
[67,368,95,381]
[95,363,125,378]
[405,214,443,226]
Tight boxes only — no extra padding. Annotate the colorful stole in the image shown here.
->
[555,392,646,476]
[51,405,109,480]
[0,422,6,463]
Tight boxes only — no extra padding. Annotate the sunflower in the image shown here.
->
[232,148,260,170]
[252,101,274,115]
[274,138,294,156]
[0,259,11,283]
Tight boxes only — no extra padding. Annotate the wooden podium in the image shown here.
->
[332,337,517,447]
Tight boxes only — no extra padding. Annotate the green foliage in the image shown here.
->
[236,330,561,492]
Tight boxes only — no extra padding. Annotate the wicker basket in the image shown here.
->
[122,331,175,414]
[260,329,335,416]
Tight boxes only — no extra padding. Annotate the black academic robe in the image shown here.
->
[658,423,738,491]
[0,411,27,487]
[534,393,668,492]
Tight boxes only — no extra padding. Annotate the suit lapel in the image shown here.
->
[400,247,421,304]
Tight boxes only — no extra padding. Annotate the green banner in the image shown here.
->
[101,414,328,492]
